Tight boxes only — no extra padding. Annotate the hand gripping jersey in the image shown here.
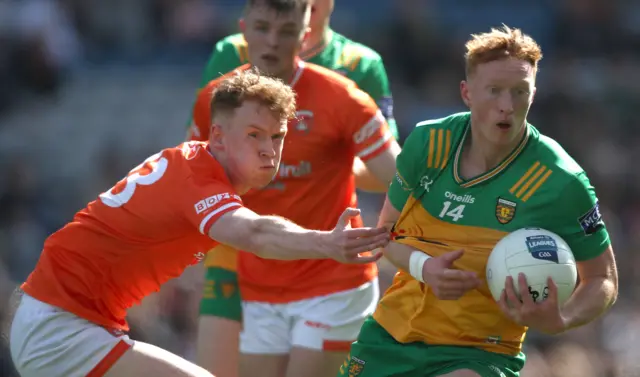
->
[375,112,610,355]
[189,29,397,139]
[21,142,243,330]
[192,61,394,302]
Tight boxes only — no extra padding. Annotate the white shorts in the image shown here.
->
[9,294,134,377]
[240,279,379,354]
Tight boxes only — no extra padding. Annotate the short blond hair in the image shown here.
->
[211,67,297,123]
[464,25,543,77]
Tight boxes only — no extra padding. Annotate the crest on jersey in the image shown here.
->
[495,197,517,224]
[293,110,314,133]
[347,356,365,377]
[222,282,237,298]
[183,142,201,160]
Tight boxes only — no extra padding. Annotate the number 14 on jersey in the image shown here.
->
[439,201,466,222]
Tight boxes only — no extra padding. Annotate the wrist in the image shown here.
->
[310,230,332,259]
[553,311,570,334]
[409,251,431,283]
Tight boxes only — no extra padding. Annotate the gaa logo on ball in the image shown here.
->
[525,235,559,263]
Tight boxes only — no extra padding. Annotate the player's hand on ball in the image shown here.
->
[498,273,566,335]
[324,208,387,264]
[422,249,482,300]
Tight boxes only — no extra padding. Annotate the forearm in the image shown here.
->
[381,241,415,274]
[354,142,400,193]
[246,216,328,260]
[353,158,388,193]
[355,170,389,192]
[560,277,618,331]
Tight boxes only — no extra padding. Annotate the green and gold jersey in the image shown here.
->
[374,112,610,356]
[191,30,397,138]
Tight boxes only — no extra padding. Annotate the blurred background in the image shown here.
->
[1,0,640,376]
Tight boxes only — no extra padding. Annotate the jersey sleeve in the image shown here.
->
[357,56,398,140]
[181,178,243,236]
[387,125,429,211]
[547,172,610,261]
[341,86,394,162]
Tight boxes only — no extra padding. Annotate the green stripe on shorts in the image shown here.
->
[199,267,242,322]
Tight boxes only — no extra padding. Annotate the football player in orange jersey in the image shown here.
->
[192,1,400,377]
[8,69,389,377]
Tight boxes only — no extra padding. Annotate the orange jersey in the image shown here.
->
[22,142,242,331]
[192,62,394,302]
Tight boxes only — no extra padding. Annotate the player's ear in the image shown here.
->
[531,86,537,103]
[239,18,246,33]
[209,123,226,151]
[460,80,471,108]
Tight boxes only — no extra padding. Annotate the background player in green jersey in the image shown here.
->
[338,26,619,377]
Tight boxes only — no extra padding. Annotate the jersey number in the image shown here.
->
[99,152,168,207]
[438,201,465,222]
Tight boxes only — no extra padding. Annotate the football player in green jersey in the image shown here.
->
[188,0,395,192]
[338,26,619,377]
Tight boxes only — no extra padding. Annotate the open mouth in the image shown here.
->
[496,121,512,130]
[261,54,279,64]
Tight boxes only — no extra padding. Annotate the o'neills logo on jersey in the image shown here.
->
[444,191,475,204]
[278,161,312,178]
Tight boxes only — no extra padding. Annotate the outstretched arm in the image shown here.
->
[208,206,387,264]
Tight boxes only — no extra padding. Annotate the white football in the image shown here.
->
[486,227,577,305]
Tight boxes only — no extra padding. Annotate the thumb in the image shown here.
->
[337,208,361,228]
[440,249,464,266]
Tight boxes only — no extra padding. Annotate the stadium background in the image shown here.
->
[1,1,639,376]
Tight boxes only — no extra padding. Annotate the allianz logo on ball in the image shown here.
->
[525,235,559,263]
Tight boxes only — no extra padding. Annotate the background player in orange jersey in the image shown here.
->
[191,1,400,377]
[7,69,389,377]
[189,0,396,192]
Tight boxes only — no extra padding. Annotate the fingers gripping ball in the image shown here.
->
[486,228,578,305]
